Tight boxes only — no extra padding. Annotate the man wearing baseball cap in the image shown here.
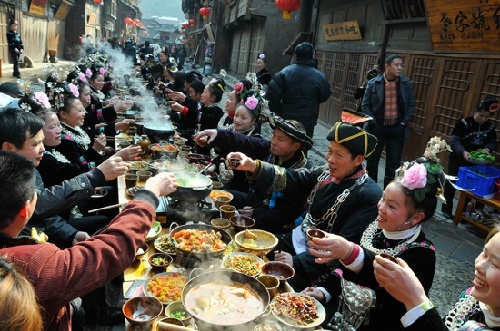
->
[226,122,383,291]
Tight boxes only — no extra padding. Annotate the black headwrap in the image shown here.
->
[269,116,313,150]
[326,122,377,158]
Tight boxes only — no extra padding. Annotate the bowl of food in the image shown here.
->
[154,234,176,255]
[148,253,173,269]
[143,272,188,305]
[222,252,265,277]
[230,215,256,233]
[129,161,150,171]
[209,190,234,202]
[123,296,163,326]
[149,144,179,160]
[164,301,191,323]
[135,243,149,260]
[210,218,231,230]
[145,220,162,242]
[261,261,295,284]
[234,229,278,257]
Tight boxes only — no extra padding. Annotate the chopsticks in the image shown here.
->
[88,203,125,213]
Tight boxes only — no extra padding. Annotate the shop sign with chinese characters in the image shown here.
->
[424,0,500,52]
[323,21,362,41]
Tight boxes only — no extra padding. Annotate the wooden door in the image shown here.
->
[248,21,265,74]
[0,4,15,64]
[229,32,241,72]
[236,24,251,75]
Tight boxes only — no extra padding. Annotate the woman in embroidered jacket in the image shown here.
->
[303,156,443,330]
[375,225,500,331]
[55,97,141,170]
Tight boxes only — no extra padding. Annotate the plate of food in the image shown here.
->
[270,292,325,328]
[146,220,162,242]
[221,252,265,277]
[126,186,144,197]
[143,272,187,305]
[154,234,177,255]
[129,161,150,171]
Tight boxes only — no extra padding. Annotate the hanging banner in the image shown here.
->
[323,20,362,41]
[424,0,500,52]
[29,0,47,16]
[55,0,75,20]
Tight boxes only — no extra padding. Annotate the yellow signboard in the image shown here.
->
[424,0,500,52]
[29,0,47,16]
[323,21,362,41]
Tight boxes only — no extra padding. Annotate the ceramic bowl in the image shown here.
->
[230,215,255,233]
[136,170,153,182]
[148,253,173,268]
[135,243,149,260]
[261,261,295,284]
[122,296,163,326]
[234,229,278,257]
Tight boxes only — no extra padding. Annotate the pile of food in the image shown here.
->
[172,229,226,253]
[209,190,233,201]
[129,161,149,170]
[150,256,170,267]
[154,235,176,254]
[223,253,263,277]
[242,229,258,248]
[149,144,179,152]
[146,273,187,303]
[272,293,319,326]
[469,149,495,162]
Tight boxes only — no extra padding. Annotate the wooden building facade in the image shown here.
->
[314,0,500,165]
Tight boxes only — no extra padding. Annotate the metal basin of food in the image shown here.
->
[181,269,270,329]
[143,122,175,142]
[169,172,212,201]
[169,223,231,263]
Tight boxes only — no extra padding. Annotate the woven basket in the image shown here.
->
[234,229,278,257]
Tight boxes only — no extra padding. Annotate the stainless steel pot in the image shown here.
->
[181,269,270,329]
[169,223,231,262]
[169,172,212,201]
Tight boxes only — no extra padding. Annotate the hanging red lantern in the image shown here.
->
[275,0,301,19]
[94,0,102,3]
[189,18,196,26]
[181,21,189,28]
[124,17,133,25]
[199,7,210,19]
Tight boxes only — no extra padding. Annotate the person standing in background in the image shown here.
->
[256,54,272,91]
[266,42,331,139]
[6,19,23,78]
[361,54,415,187]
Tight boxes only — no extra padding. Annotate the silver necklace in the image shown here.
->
[444,294,478,330]
[360,221,422,256]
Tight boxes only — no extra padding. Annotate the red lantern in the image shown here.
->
[94,0,102,3]
[199,7,210,19]
[124,17,133,25]
[189,18,196,26]
[181,21,189,28]
[275,0,300,19]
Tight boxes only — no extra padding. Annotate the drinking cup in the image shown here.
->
[125,174,138,189]
[257,275,280,299]
[219,205,236,219]
[214,196,231,209]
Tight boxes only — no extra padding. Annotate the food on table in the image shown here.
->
[129,161,149,170]
[254,322,284,331]
[151,256,170,267]
[154,235,176,254]
[184,281,264,325]
[272,293,319,326]
[127,186,144,197]
[146,273,187,303]
[244,229,257,239]
[149,144,179,152]
[136,247,145,255]
[242,229,258,247]
[172,229,226,253]
[169,310,186,319]
[223,254,263,277]
[176,177,209,188]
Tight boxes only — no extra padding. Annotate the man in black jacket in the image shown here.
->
[267,42,331,138]
[6,19,23,78]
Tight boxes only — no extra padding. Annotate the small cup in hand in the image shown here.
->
[379,253,399,265]
[306,228,327,241]
[228,158,241,169]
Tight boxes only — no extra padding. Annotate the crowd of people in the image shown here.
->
[1,30,500,331]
